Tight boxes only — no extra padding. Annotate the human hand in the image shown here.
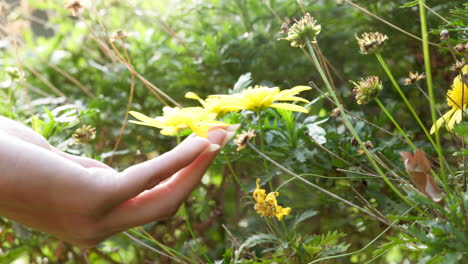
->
[0,117,237,247]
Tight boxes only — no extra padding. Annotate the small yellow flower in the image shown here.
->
[129,107,230,138]
[185,92,240,114]
[211,85,311,113]
[253,179,291,221]
[431,66,468,133]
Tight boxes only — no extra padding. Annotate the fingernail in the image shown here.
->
[203,144,220,153]
[227,124,241,132]
[221,131,236,147]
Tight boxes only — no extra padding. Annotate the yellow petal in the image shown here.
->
[160,127,179,135]
[277,96,310,103]
[129,111,167,126]
[185,92,201,100]
[430,108,456,134]
[276,86,311,98]
[447,109,462,130]
[270,103,309,113]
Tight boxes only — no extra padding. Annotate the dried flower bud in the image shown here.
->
[400,150,443,204]
[111,30,128,42]
[65,0,85,16]
[5,66,25,81]
[357,140,373,155]
[439,29,449,41]
[350,76,382,104]
[330,107,341,118]
[454,43,468,53]
[403,72,426,86]
[279,13,321,48]
[450,59,465,72]
[233,129,256,152]
[72,125,96,144]
[355,32,388,55]
[278,17,291,34]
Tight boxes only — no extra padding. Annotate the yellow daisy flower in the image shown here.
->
[430,66,468,134]
[253,179,291,221]
[185,92,240,115]
[129,106,230,138]
[211,85,311,113]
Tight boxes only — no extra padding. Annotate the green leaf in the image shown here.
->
[452,122,468,136]
[293,209,318,229]
[400,1,418,8]
[232,72,252,94]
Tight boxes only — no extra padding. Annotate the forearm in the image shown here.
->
[0,115,52,150]
[0,133,90,209]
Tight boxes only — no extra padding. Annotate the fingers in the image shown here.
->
[52,149,112,169]
[100,129,230,230]
[107,134,219,207]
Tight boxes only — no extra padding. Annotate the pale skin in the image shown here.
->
[0,115,237,247]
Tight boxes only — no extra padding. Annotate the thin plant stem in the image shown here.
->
[133,228,194,263]
[307,207,414,264]
[246,142,396,227]
[418,0,447,184]
[176,132,211,263]
[223,153,249,196]
[181,203,213,264]
[376,53,450,183]
[306,40,424,214]
[123,231,188,264]
[109,40,136,165]
[374,98,416,149]
[309,81,406,142]
[342,0,437,46]
[258,111,273,190]
[424,3,449,23]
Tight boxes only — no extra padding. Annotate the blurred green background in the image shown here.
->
[0,0,466,263]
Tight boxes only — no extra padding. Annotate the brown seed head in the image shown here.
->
[278,17,291,34]
[450,59,465,72]
[454,43,468,53]
[355,32,388,54]
[111,30,128,42]
[439,30,449,41]
[403,72,426,86]
[65,0,84,16]
[233,129,256,152]
[358,140,374,155]
[72,125,96,144]
[279,13,321,47]
[330,107,341,118]
[350,76,382,104]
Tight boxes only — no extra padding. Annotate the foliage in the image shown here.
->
[1,0,467,263]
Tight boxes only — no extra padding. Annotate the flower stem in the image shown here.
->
[181,203,212,264]
[306,40,424,214]
[375,52,447,185]
[258,111,274,191]
[417,0,447,185]
[374,98,416,149]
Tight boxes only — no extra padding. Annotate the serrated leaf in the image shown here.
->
[232,72,252,94]
[453,149,468,156]
[234,233,276,261]
[400,0,418,8]
[452,122,468,136]
[293,209,318,229]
